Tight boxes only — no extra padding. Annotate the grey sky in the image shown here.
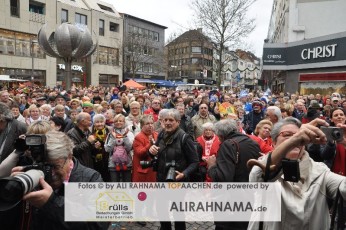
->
[104,0,274,57]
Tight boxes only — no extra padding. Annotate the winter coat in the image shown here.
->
[67,126,94,169]
[104,128,134,170]
[208,132,260,230]
[132,131,158,182]
[0,119,27,163]
[248,152,346,230]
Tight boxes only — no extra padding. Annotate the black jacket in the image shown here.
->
[67,126,94,168]
[243,110,264,134]
[156,128,199,182]
[0,119,27,163]
[208,132,260,230]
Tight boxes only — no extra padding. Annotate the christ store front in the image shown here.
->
[262,32,346,95]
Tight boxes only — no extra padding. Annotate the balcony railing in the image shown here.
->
[30,12,45,24]
[11,6,19,17]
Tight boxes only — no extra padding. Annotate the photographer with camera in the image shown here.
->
[149,109,199,230]
[320,108,346,175]
[247,117,346,230]
[0,130,106,230]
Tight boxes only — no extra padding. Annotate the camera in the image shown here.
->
[320,126,343,142]
[0,134,52,211]
[165,160,177,182]
[140,155,158,171]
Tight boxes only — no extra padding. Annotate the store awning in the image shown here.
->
[0,75,27,82]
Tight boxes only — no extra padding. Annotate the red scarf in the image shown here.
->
[332,144,346,175]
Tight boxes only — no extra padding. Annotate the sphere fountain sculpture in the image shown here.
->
[37,23,97,89]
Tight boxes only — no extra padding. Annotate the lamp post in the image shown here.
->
[170,65,177,81]
[31,39,38,82]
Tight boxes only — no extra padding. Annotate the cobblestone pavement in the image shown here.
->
[108,221,215,229]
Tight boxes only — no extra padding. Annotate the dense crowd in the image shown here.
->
[1,83,346,230]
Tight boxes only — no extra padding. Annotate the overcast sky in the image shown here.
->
[102,0,274,57]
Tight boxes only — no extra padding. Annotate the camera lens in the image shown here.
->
[332,130,341,140]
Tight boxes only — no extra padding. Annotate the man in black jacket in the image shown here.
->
[149,109,199,230]
[0,102,27,163]
[67,112,98,169]
[243,99,265,134]
[207,119,260,230]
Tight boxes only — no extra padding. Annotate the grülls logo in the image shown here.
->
[109,204,128,211]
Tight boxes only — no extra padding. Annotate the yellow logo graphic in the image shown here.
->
[96,192,134,212]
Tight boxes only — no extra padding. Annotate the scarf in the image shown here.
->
[203,135,216,157]
[332,143,346,175]
[95,128,107,142]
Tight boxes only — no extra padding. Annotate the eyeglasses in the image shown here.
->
[50,158,68,171]
[131,107,140,109]
[278,131,296,139]
[152,102,160,104]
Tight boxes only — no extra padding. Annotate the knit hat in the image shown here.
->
[82,102,93,108]
[252,99,263,108]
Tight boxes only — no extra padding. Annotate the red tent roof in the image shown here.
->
[123,79,146,89]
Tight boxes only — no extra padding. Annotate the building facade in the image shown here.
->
[263,0,346,94]
[221,50,261,91]
[122,14,167,82]
[0,0,123,88]
[165,29,214,85]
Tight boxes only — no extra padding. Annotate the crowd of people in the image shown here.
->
[1,83,346,229]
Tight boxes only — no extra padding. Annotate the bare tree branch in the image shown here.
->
[191,0,257,87]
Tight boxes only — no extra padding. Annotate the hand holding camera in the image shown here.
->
[22,177,52,208]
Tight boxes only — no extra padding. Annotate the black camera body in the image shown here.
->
[165,160,177,182]
[140,155,158,171]
[320,126,343,142]
[0,134,53,211]
[282,159,300,183]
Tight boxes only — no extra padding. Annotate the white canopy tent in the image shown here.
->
[0,75,27,82]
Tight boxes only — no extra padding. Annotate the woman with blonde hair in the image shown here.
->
[25,104,43,126]
[126,101,142,136]
[40,104,52,120]
[105,114,134,182]
[248,119,274,154]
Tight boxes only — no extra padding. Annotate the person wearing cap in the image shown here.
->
[109,87,119,102]
[302,100,325,124]
[331,97,340,109]
[82,101,95,122]
[36,96,47,107]
[243,99,265,135]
